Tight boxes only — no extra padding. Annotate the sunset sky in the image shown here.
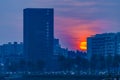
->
[0,0,120,50]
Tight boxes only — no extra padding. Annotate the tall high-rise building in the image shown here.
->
[24,8,54,71]
[87,32,120,59]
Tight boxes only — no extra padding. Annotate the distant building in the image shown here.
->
[54,39,61,55]
[116,32,120,54]
[54,39,68,57]
[24,8,54,71]
[87,32,120,59]
[0,42,23,56]
[60,48,68,57]
[0,42,23,71]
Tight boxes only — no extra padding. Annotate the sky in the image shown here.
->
[0,0,120,50]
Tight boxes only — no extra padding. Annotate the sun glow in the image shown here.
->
[80,42,87,51]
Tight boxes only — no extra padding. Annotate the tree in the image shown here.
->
[90,54,98,73]
[98,54,106,71]
[58,55,74,71]
[58,55,66,71]
[7,61,19,72]
[74,56,82,72]
[36,60,45,71]
[112,54,120,73]
[106,54,113,73]
[18,59,26,71]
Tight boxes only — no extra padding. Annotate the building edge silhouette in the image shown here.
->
[23,8,54,72]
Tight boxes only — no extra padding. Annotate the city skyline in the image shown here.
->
[0,0,120,50]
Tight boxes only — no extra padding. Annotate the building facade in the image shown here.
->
[87,32,120,59]
[24,8,54,71]
[0,42,23,56]
[0,42,23,72]
[54,39,61,55]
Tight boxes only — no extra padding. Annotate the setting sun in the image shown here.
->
[79,42,87,51]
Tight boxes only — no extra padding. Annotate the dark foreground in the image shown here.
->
[1,73,120,80]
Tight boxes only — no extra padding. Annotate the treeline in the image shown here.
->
[58,54,120,74]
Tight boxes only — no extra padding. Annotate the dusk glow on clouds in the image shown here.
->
[0,0,120,50]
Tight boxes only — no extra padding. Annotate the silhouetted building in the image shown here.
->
[54,39,68,57]
[87,32,120,59]
[116,32,120,54]
[24,8,54,71]
[0,42,23,56]
[54,39,61,55]
[0,42,23,72]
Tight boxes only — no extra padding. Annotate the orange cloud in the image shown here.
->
[55,17,113,50]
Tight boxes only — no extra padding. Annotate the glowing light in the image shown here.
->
[80,42,87,51]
